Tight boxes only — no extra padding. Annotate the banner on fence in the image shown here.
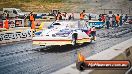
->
[0,29,33,44]
[3,19,24,28]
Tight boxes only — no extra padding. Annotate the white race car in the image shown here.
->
[32,21,95,46]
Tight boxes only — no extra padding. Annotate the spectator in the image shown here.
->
[62,12,66,20]
[101,14,105,23]
[112,14,116,28]
[6,12,9,19]
[91,26,96,41]
[69,15,72,20]
[0,14,3,28]
[31,20,35,30]
[83,21,88,32]
[120,14,123,27]
[89,14,91,20]
[123,14,128,23]
[85,21,92,35]
[80,10,86,20]
[4,18,9,29]
[56,12,62,20]
[116,14,120,27]
[2,13,6,20]
[106,15,110,29]
[65,12,69,20]
[29,11,35,29]
[69,13,74,20]
[29,12,33,27]
[98,14,102,21]
[71,13,74,20]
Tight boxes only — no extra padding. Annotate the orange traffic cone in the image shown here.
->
[77,52,85,62]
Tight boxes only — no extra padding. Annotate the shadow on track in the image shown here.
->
[35,43,94,53]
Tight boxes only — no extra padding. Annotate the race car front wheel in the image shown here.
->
[76,62,86,71]
[72,37,76,46]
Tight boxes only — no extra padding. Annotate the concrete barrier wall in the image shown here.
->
[90,47,132,74]
[52,38,132,74]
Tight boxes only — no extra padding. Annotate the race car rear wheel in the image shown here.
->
[72,37,76,46]
[88,34,92,43]
[89,38,92,43]
[72,33,77,46]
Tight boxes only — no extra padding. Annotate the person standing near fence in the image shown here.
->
[56,12,62,20]
[6,12,9,19]
[91,26,96,41]
[71,13,74,20]
[112,14,116,28]
[98,14,102,21]
[101,14,105,23]
[123,14,128,24]
[120,14,123,27]
[29,11,35,27]
[89,14,91,20]
[2,13,6,20]
[29,11,35,30]
[106,14,110,29]
[4,18,9,29]
[65,12,69,20]
[80,10,86,20]
[116,14,120,27]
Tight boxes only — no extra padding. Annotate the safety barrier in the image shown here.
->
[89,46,132,74]
[52,38,132,74]
[0,28,33,44]
[89,21,104,28]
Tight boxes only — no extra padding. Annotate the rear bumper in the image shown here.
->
[32,40,72,46]
[32,37,92,46]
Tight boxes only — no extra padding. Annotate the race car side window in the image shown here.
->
[48,23,61,29]
[13,10,17,14]
[53,23,61,25]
